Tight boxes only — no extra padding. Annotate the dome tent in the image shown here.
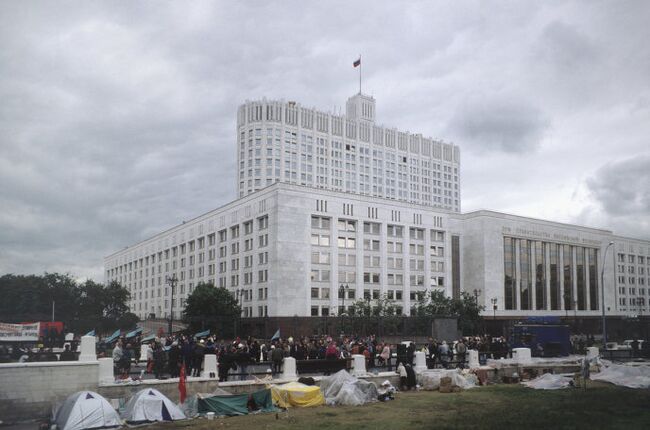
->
[121,388,186,423]
[54,391,121,430]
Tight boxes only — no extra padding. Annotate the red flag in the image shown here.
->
[353,57,361,67]
[179,363,187,404]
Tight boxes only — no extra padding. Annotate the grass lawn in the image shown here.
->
[157,382,650,430]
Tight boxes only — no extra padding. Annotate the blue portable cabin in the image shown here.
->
[510,317,571,357]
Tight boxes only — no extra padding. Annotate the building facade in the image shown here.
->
[236,94,461,212]
[104,93,649,323]
[104,183,457,320]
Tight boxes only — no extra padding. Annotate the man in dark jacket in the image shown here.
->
[271,345,284,376]
[168,342,181,378]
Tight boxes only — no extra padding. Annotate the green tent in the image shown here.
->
[198,389,276,416]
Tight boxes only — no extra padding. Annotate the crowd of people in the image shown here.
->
[103,332,519,382]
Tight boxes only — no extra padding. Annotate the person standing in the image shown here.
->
[112,341,123,376]
[271,345,284,376]
[456,339,467,369]
[153,342,165,379]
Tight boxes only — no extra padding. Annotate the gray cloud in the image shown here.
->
[446,96,549,153]
[587,155,650,217]
[0,1,649,280]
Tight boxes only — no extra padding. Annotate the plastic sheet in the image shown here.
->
[417,369,477,390]
[486,355,585,369]
[590,363,650,389]
[319,370,378,406]
[521,373,572,390]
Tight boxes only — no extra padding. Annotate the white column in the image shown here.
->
[413,351,427,372]
[202,354,218,378]
[98,357,114,384]
[351,354,367,376]
[282,357,297,379]
[468,350,479,368]
[139,344,149,365]
[78,336,97,362]
[512,348,532,364]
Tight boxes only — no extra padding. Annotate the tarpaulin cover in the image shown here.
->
[319,370,378,406]
[417,369,478,390]
[124,327,142,339]
[54,391,121,430]
[103,329,121,344]
[198,389,276,416]
[121,388,186,423]
[591,363,650,389]
[270,382,325,408]
[521,373,572,390]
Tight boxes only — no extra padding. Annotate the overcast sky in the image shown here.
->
[1,1,649,282]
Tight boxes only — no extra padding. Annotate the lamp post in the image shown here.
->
[165,274,178,335]
[601,241,614,346]
[339,284,349,315]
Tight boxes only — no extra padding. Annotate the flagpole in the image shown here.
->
[359,55,362,94]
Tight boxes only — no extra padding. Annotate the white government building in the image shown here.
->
[105,93,650,322]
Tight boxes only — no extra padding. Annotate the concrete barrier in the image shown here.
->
[468,350,479,368]
[202,354,218,378]
[414,351,427,372]
[351,354,367,376]
[282,357,297,379]
[78,335,97,362]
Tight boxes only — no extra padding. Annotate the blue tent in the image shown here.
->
[103,329,121,344]
[271,329,280,341]
[85,329,96,337]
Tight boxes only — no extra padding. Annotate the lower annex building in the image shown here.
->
[104,182,650,321]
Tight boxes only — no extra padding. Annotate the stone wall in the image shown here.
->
[0,361,99,423]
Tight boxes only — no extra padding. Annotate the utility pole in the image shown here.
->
[165,274,178,335]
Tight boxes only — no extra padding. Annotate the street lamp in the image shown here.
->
[601,241,614,346]
[339,284,349,315]
[491,297,498,320]
[165,274,178,335]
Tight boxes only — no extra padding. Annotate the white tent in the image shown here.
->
[121,388,186,423]
[54,391,121,430]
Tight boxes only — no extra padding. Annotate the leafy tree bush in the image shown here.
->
[182,282,241,337]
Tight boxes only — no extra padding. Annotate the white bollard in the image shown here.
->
[78,335,97,362]
[414,351,427,372]
[586,346,599,360]
[351,354,367,376]
[468,349,479,368]
[282,357,297,379]
[202,354,218,378]
[512,348,532,364]
[98,357,114,384]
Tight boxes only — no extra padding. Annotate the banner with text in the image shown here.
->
[0,322,41,342]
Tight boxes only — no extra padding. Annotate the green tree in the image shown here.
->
[412,290,485,335]
[0,273,135,335]
[182,282,241,336]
